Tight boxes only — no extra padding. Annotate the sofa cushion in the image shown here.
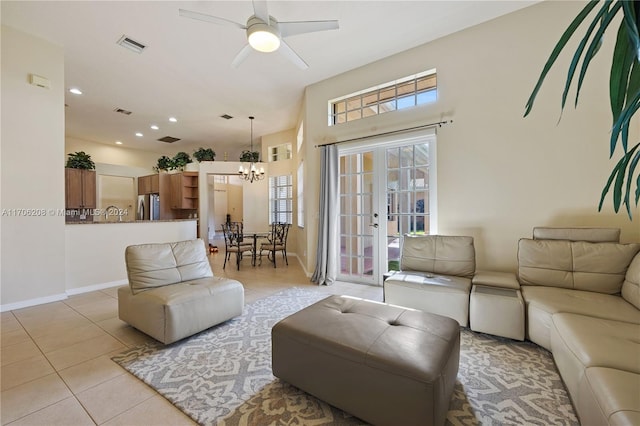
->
[126,239,213,295]
[578,367,640,426]
[400,235,475,278]
[622,253,640,310]
[518,239,640,294]
[520,286,640,350]
[532,227,620,242]
[550,313,640,402]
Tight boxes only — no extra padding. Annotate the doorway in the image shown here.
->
[337,129,436,285]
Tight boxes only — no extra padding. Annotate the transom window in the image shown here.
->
[268,143,292,162]
[328,69,437,126]
[268,174,293,224]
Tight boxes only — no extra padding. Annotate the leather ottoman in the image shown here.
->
[272,295,460,426]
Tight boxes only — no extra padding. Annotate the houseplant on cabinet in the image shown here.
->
[65,151,95,169]
[193,147,216,162]
[240,150,260,163]
[155,155,174,172]
[172,152,193,171]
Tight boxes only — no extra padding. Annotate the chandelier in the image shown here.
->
[238,116,265,183]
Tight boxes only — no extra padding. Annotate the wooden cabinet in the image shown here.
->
[169,172,198,209]
[138,174,159,195]
[65,168,96,209]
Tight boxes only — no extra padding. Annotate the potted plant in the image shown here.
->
[155,155,174,172]
[240,150,260,163]
[65,151,95,169]
[172,151,193,171]
[193,147,216,162]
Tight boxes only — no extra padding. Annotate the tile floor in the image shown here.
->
[0,250,382,425]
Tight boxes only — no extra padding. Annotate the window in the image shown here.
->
[297,162,304,228]
[269,174,293,224]
[268,143,292,162]
[328,69,437,126]
[296,123,304,153]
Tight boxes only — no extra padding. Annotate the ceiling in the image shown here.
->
[1,1,537,158]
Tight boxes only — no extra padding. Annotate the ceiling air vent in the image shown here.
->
[116,35,146,54]
[113,107,132,115]
[158,136,181,143]
[220,114,233,120]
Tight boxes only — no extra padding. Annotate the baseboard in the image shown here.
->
[1,280,128,312]
[1,293,68,313]
[66,279,128,296]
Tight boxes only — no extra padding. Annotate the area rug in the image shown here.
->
[112,288,578,425]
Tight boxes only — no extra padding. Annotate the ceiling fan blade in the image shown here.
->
[231,44,253,68]
[179,9,246,30]
[252,0,269,23]
[279,20,339,38]
[279,40,308,70]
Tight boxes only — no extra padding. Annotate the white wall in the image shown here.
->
[1,26,67,306]
[303,1,640,273]
[64,220,196,294]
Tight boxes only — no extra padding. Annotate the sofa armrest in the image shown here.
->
[472,270,519,289]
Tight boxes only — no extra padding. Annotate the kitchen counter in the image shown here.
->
[66,219,197,225]
[65,219,198,292]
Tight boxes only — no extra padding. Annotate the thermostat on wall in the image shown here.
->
[29,74,50,89]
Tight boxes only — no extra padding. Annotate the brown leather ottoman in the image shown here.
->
[272,295,460,426]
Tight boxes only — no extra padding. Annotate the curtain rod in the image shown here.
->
[314,119,453,148]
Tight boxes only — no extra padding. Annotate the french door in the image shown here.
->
[337,130,436,285]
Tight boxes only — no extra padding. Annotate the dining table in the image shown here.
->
[242,231,270,266]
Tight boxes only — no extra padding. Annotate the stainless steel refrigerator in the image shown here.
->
[137,194,160,220]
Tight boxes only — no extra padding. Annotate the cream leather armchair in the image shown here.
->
[383,234,475,326]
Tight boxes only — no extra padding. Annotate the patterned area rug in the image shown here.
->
[112,287,578,425]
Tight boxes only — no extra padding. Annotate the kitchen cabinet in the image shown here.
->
[170,172,198,209]
[65,168,96,209]
[138,174,159,195]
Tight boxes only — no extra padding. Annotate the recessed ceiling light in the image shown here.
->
[169,117,177,123]
[115,141,123,145]
[69,88,82,95]
[150,124,159,130]
[135,132,143,137]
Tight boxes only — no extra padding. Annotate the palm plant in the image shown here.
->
[525,0,639,219]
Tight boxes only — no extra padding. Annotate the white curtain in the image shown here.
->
[311,144,339,286]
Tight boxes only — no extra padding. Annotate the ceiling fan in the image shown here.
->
[179,0,339,69]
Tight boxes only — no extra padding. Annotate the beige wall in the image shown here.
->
[1,26,67,306]
[303,1,640,273]
[66,137,160,171]
[262,129,299,257]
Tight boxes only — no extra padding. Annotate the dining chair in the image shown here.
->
[258,222,290,268]
[222,222,253,270]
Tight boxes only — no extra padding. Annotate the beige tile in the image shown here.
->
[32,323,107,353]
[1,339,42,366]
[64,291,113,308]
[58,353,126,393]
[6,396,94,426]
[45,334,125,371]
[70,298,119,322]
[76,374,156,424]
[17,312,91,338]
[99,286,121,299]
[1,354,54,391]
[0,313,22,333]
[95,317,157,347]
[102,395,197,426]
[0,373,72,424]
[1,328,31,348]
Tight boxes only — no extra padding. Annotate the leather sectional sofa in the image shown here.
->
[518,227,640,425]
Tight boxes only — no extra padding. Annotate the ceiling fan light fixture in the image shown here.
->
[247,18,280,52]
